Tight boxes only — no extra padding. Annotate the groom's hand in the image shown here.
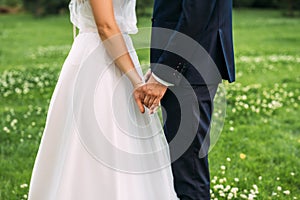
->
[143,75,167,113]
[133,74,167,114]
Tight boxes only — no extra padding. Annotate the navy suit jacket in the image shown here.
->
[150,0,235,85]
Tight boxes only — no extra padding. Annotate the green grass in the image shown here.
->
[0,10,300,199]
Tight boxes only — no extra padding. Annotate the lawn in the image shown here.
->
[0,9,300,199]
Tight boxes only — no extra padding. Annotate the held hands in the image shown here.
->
[133,70,167,114]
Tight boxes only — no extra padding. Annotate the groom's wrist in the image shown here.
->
[152,73,174,87]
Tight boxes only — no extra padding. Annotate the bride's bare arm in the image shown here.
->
[89,0,142,87]
[89,0,145,112]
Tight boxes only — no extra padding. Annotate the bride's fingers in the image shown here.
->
[133,90,145,113]
[135,97,145,113]
[135,98,145,113]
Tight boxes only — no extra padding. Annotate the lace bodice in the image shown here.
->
[69,0,138,34]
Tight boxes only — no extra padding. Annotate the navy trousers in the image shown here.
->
[161,84,218,200]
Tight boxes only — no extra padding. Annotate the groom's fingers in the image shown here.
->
[147,96,156,108]
[152,98,161,109]
[149,103,159,114]
[143,94,157,109]
[143,95,151,107]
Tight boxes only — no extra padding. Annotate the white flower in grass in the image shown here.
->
[219,191,225,197]
[272,192,277,196]
[231,187,238,198]
[277,186,282,191]
[234,178,239,182]
[290,172,295,176]
[226,157,231,162]
[213,184,224,190]
[15,87,22,94]
[283,190,290,195]
[258,176,262,181]
[227,192,234,199]
[224,185,231,192]
[231,187,239,193]
[220,165,226,171]
[20,183,28,188]
[212,176,218,184]
[248,193,256,200]
[229,127,234,131]
[288,92,294,97]
[10,119,18,128]
[219,178,227,184]
[276,177,280,181]
[240,194,248,199]
[3,126,10,133]
[252,185,259,194]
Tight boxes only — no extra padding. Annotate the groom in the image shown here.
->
[134,0,235,199]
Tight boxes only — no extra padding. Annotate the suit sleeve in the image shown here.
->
[151,0,217,85]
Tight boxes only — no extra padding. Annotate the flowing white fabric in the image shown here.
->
[28,0,178,199]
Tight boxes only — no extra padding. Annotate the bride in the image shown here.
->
[28,0,178,199]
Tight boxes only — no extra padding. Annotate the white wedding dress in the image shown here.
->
[28,0,178,199]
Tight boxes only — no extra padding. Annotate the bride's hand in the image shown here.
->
[133,85,146,113]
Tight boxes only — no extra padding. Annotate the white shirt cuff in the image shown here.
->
[152,73,174,87]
